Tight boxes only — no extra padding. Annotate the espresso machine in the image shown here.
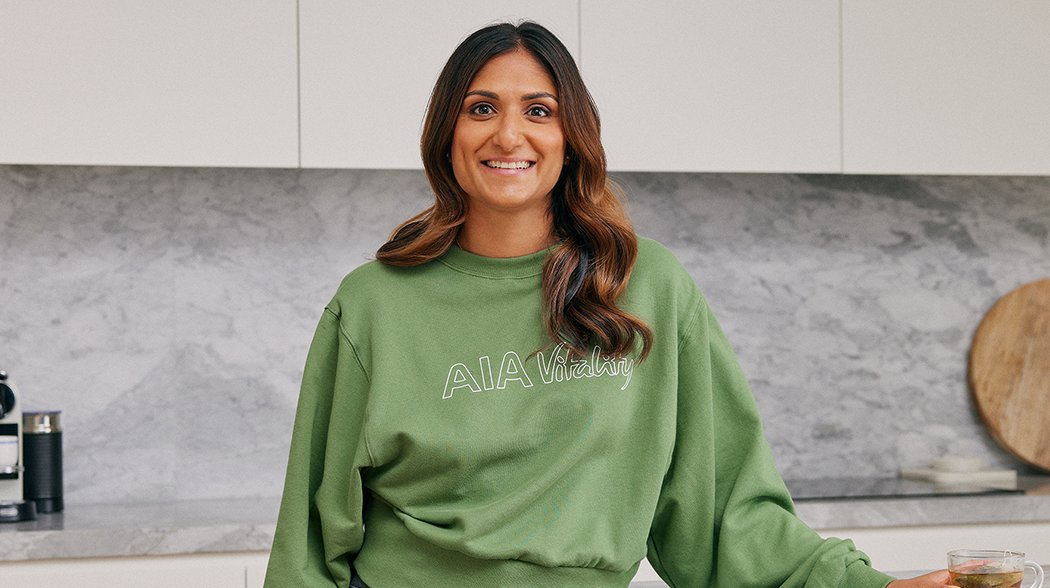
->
[0,370,37,522]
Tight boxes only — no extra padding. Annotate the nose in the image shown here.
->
[492,114,525,151]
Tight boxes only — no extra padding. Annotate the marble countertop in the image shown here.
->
[795,475,1050,529]
[2,481,1050,563]
[0,497,280,562]
[795,491,1050,530]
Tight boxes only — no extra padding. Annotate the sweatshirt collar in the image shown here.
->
[438,244,552,279]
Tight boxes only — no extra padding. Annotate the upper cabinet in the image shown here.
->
[3,2,1048,174]
[842,1,1050,175]
[0,1,298,168]
[298,1,579,169]
[580,1,841,173]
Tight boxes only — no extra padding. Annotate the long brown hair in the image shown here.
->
[377,21,652,361]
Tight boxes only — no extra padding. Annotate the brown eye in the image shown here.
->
[469,103,495,116]
[527,105,551,118]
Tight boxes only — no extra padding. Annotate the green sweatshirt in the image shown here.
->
[264,237,894,588]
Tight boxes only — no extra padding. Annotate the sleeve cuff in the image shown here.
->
[843,559,897,588]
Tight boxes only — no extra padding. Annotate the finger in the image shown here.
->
[915,568,955,586]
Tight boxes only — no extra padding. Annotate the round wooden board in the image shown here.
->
[969,278,1050,472]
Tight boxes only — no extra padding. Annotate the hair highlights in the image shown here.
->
[377,21,651,361]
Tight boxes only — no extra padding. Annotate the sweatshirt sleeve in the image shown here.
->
[264,307,373,588]
[646,299,894,588]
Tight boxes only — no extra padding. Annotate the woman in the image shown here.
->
[264,21,956,588]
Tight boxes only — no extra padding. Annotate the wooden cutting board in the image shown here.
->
[969,278,1050,472]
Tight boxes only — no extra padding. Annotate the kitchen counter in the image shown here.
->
[795,491,1050,529]
[2,478,1050,563]
[793,475,1050,529]
[0,497,279,562]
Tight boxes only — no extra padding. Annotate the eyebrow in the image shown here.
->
[465,90,559,102]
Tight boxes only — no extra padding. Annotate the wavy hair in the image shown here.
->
[377,21,652,361]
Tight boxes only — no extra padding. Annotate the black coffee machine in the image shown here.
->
[0,370,37,522]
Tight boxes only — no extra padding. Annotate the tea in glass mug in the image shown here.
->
[948,550,1045,588]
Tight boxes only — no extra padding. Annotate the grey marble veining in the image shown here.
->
[0,497,279,561]
[618,173,1050,480]
[1,166,1049,504]
[0,166,433,503]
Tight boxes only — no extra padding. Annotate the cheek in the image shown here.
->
[451,130,486,168]
[449,130,474,179]
[450,155,472,195]
[542,128,566,160]
[542,134,566,172]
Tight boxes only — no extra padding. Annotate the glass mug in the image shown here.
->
[948,550,1045,588]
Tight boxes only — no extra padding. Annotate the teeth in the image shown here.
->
[484,160,533,169]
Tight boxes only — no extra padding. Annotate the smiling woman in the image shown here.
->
[378,21,652,361]
[450,49,565,252]
[263,20,953,588]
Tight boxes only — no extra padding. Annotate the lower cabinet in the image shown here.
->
[814,521,1050,573]
[2,525,1047,586]
[246,553,269,588]
[0,552,269,588]
[623,521,1050,584]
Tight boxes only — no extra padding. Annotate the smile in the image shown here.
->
[483,160,534,170]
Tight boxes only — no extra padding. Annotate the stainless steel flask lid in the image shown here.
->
[23,411,61,433]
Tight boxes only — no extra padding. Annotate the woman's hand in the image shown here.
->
[887,569,959,588]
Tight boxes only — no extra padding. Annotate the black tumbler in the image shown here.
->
[22,411,63,513]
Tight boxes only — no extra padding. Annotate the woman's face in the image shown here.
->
[450,49,566,220]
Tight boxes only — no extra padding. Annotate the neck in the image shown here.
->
[458,211,555,258]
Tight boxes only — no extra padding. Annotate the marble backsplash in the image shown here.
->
[0,166,1047,504]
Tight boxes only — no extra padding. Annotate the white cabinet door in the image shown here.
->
[843,1,1050,175]
[581,1,841,173]
[299,1,579,169]
[816,521,1050,572]
[0,1,298,168]
[246,553,269,588]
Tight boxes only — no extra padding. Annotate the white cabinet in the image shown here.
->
[5,2,1047,174]
[246,556,269,588]
[580,1,841,173]
[0,552,270,588]
[299,1,579,169]
[815,521,1050,572]
[842,1,1050,175]
[0,1,298,168]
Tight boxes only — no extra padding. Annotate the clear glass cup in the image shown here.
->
[948,549,1045,588]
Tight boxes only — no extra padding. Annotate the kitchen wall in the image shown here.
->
[1,165,1047,504]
